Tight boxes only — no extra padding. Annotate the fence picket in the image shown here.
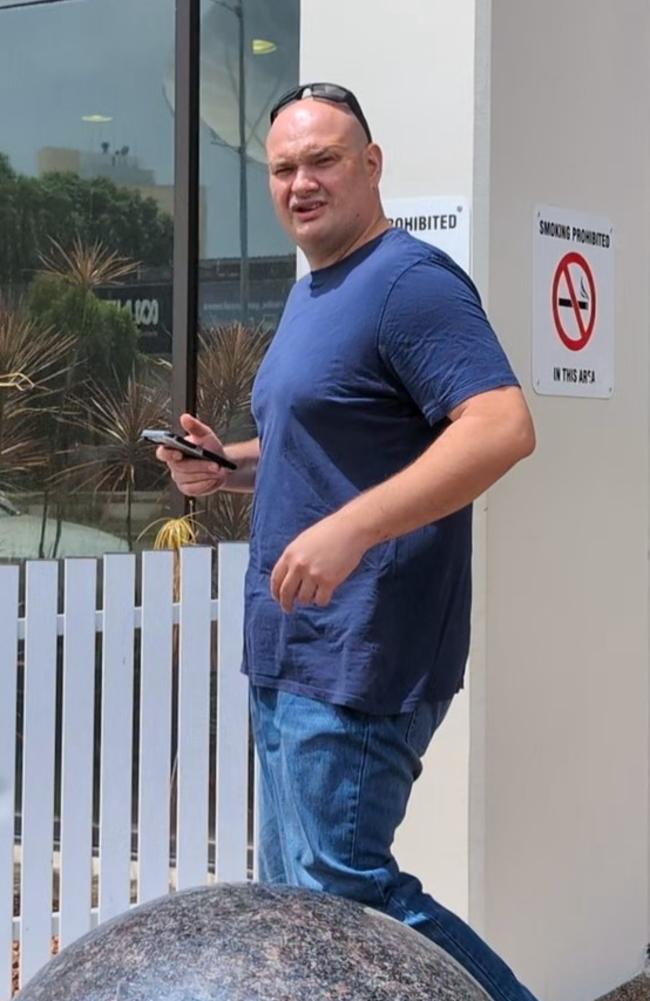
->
[98,555,135,923]
[20,561,58,985]
[215,543,250,881]
[176,547,212,890]
[138,550,173,904]
[0,566,19,1001]
[59,559,97,947]
[6,543,250,997]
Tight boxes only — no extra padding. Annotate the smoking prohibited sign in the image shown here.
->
[533,205,614,398]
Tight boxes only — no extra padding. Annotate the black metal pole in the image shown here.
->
[236,0,249,324]
[171,0,201,515]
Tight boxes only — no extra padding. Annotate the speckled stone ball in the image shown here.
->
[16,882,489,1001]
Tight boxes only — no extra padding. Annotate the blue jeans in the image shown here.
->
[249,685,537,1001]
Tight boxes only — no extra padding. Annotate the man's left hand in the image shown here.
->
[270,514,369,613]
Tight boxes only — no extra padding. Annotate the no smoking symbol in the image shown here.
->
[551,252,597,351]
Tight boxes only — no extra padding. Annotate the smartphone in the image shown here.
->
[141,429,238,470]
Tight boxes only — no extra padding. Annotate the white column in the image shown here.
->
[300,0,481,923]
[483,2,650,999]
[302,3,650,999]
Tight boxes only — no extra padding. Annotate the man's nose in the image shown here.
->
[291,166,319,194]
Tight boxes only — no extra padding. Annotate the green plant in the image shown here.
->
[21,238,145,554]
[29,237,141,390]
[55,376,170,551]
[0,152,172,285]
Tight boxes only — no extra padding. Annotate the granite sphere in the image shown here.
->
[16,882,489,1001]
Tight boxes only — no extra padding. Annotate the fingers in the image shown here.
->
[155,450,220,476]
[155,415,226,497]
[294,577,318,607]
[178,413,225,452]
[270,559,287,606]
[172,466,225,496]
[179,412,212,438]
[271,559,300,614]
[174,478,221,497]
[270,559,333,613]
[155,445,183,464]
[155,446,225,496]
[313,584,333,607]
[278,576,299,614]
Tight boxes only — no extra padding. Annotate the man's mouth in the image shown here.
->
[292,201,326,219]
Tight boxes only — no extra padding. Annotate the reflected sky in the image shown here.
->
[0,0,298,257]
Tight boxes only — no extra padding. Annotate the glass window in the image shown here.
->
[0,0,175,560]
[193,0,299,544]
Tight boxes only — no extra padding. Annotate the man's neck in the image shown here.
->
[305,214,390,271]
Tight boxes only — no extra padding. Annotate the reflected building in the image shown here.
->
[37,145,208,255]
[97,254,294,356]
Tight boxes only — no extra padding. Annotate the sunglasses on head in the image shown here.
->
[269,82,373,143]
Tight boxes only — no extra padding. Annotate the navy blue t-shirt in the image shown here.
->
[242,227,518,714]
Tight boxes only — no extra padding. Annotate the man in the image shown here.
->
[158,83,537,1001]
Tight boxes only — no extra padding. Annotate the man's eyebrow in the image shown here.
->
[270,144,345,168]
[269,156,294,170]
[305,144,344,157]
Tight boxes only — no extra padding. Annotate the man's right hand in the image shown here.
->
[156,413,231,497]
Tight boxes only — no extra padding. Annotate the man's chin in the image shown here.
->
[292,220,331,249]
[293,214,327,234]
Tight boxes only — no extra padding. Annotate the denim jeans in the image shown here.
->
[249,685,537,1001]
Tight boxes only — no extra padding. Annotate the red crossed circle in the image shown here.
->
[551,252,597,352]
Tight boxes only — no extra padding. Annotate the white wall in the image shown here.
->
[301,0,477,199]
[301,3,650,1000]
[300,0,479,922]
[483,2,650,999]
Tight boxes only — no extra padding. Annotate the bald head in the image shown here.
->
[266,98,387,270]
[268,97,370,152]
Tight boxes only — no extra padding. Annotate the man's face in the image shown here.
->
[266,99,382,265]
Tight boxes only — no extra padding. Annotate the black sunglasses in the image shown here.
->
[269,82,373,143]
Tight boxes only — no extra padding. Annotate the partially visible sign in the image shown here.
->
[533,205,614,398]
[384,196,471,273]
[99,282,172,354]
[297,196,471,279]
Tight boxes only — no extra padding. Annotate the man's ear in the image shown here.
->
[365,143,383,188]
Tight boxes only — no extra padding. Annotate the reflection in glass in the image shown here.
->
[195,0,299,548]
[0,0,176,559]
[199,0,297,165]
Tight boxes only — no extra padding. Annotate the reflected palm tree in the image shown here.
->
[0,303,74,497]
[55,377,170,551]
[38,236,137,290]
[197,321,269,442]
[195,321,270,542]
[30,237,143,554]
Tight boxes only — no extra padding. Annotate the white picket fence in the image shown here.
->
[0,543,251,999]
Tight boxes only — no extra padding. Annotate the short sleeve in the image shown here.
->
[377,258,520,424]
